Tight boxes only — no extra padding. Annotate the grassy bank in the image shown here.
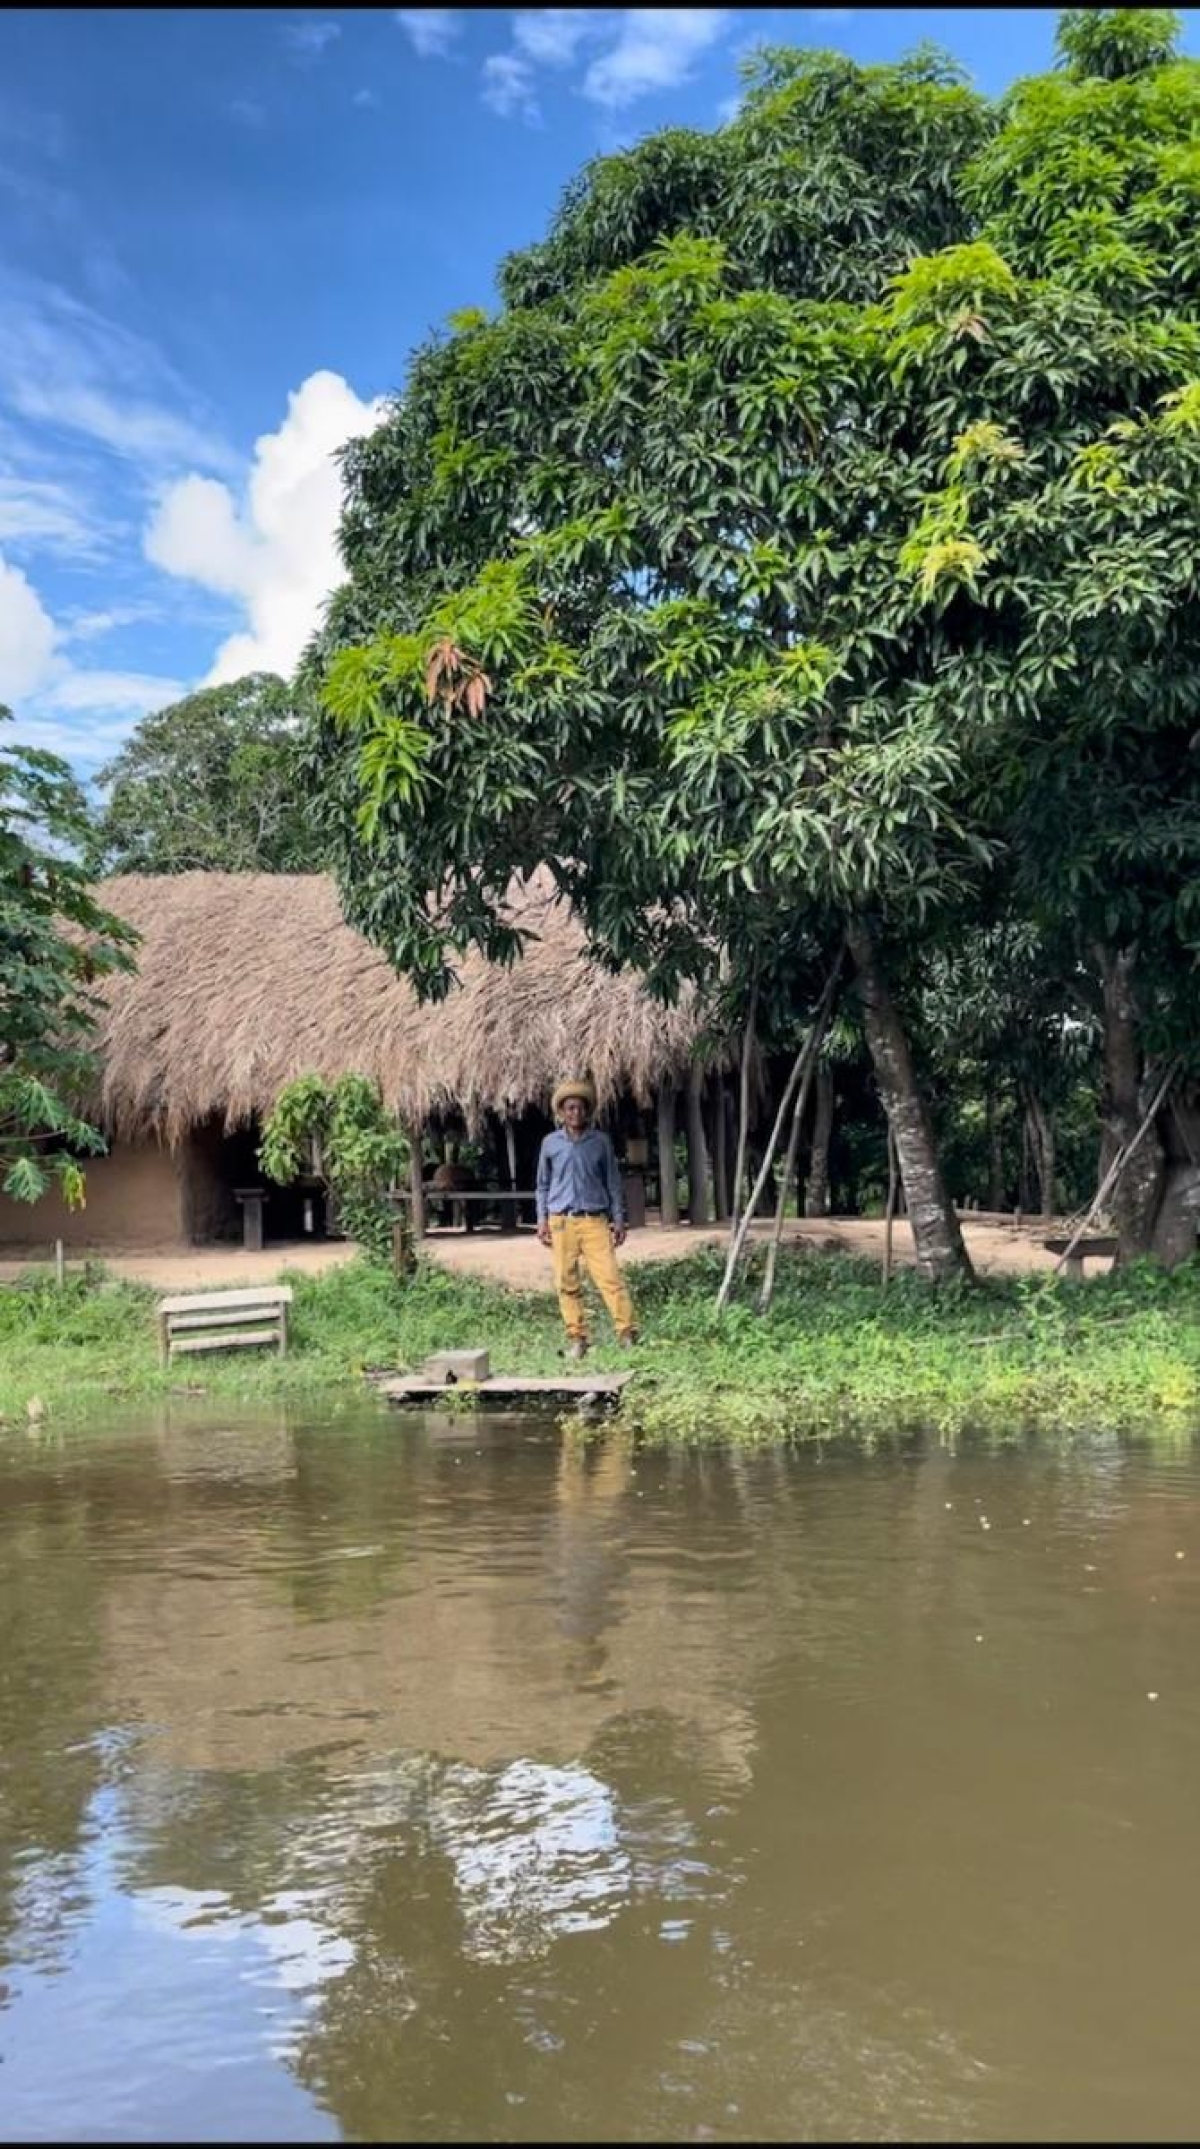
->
[3,1244,1200,1443]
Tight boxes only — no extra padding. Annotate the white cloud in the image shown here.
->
[512,9,596,67]
[61,603,160,644]
[482,52,540,122]
[352,87,380,108]
[145,474,257,601]
[583,9,730,109]
[228,97,267,127]
[146,369,385,684]
[0,553,180,762]
[285,19,342,59]
[395,9,462,59]
[0,276,236,480]
[0,474,102,555]
[40,668,186,715]
[6,711,163,765]
[484,8,733,123]
[0,551,56,702]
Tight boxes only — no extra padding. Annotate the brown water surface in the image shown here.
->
[1,1402,1199,2142]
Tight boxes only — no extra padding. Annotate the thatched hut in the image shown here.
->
[0,871,725,1252]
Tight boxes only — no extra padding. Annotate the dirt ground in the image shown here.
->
[0,1212,1098,1292]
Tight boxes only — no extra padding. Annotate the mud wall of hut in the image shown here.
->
[0,1139,187,1250]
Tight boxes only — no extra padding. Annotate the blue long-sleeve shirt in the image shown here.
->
[536,1126,625,1226]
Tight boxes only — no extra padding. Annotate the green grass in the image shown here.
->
[2,1244,1200,1444]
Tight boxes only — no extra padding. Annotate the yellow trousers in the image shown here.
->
[548,1214,637,1342]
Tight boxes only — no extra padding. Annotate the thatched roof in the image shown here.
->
[92,871,710,1143]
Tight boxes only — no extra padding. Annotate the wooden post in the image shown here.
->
[54,1238,64,1288]
[409,1124,427,1240]
[657,1082,680,1227]
[234,1189,265,1252]
[686,1063,711,1226]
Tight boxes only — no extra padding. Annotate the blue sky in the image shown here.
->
[2,6,1197,780]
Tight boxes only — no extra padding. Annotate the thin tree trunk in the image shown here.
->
[712,1072,730,1222]
[730,983,758,1237]
[686,1063,711,1227]
[657,1082,680,1227]
[1018,1108,1035,1216]
[846,919,972,1284]
[1027,1093,1056,1218]
[986,1086,1004,1212]
[1099,945,1165,1263]
[805,1060,834,1217]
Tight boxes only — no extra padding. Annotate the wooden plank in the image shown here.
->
[168,1307,288,1333]
[170,1329,284,1355]
[158,1285,293,1315]
[376,1371,632,1401]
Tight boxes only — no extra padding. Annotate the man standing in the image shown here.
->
[536,1078,638,1358]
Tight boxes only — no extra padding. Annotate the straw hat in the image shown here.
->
[552,1076,596,1117]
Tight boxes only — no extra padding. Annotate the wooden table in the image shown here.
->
[391,1189,538,1237]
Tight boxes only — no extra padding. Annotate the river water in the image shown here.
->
[1,1401,1199,2142]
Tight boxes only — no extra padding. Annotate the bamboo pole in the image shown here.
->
[758,1043,820,1315]
[882,1122,899,1289]
[716,958,843,1313]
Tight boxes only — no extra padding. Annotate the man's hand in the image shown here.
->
[611,1224,627,1249]
[537,1221,552,1248]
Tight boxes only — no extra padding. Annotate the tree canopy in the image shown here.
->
[93,673,320,876]
[299,8,1200,1276]
[1,712,136,1208]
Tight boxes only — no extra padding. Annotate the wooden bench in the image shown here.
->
[157,1285,292,1366]
[1043,1235,1118,1281]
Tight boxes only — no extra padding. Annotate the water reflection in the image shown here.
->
[0,1406,1199,2140]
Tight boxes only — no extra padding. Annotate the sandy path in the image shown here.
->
[0,1213,1087,1291]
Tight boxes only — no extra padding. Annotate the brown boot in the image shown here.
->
[618,1329,639,1349]
[567,1336,589,1360]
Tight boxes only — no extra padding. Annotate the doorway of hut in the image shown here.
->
[180,1115,330,1249]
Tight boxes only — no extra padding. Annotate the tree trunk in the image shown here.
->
[1021,1090,1056,1218]
[711,1073,730,1222]
[1018,1109,1034,1216]
[846,920,972,1283]
[686,1063,711,1226]
[986,1087,1004,1212]
[657,1082,680,1227]
[804,1060,833,1217]
[730,992,757,1236]
[1152,1093,1200,1268]
[1099,946,1165,1264]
